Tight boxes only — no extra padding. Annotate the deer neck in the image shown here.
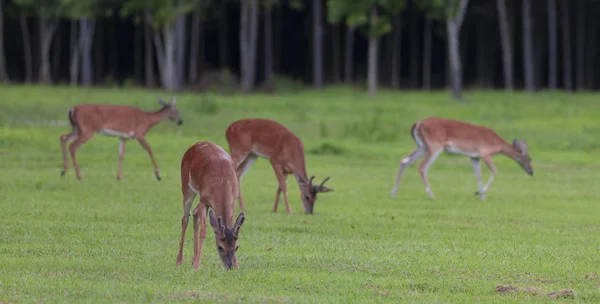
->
[500,141,523,162]
[146,107,169,128]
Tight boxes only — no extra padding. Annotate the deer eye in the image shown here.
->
[235,245,239,251]
[217,245,224,252]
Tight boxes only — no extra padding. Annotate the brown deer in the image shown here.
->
[59,96,183,181]
[391,117,533,200]
[178,141,246,270]
[225,118,333,215]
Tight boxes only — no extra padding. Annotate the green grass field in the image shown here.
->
[1,85,599,303]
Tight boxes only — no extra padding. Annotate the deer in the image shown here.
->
[59,96,183,181]
[178,141,246,270]
[390,117,533,200]
[225,118,333,215]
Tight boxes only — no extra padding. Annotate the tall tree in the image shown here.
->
[14,0,65,84]
[496,0,513,91]
[240,0,259,93]
[445,0,470,100]
[560,0,572,91]
[575,0,585,90]
[547,0,557,90]
[521,0,534,92]
[189,1,210,85]
[344,26,355,84]
[122,0,195,91]
[19,12,33,83]
[0,0,10,82]
[390,16,402,89]
[313,0,324,89]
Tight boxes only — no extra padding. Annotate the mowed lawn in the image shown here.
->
[1,85,600,303]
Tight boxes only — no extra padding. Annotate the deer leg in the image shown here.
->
[192,201,207,270]
[68,132,94,180]
[116,138,126,181]
[234,153,258,211]
[136,136,161,181]
[471,157,485,200]
[176,189,196,266]
[478,156,497,198]
[418,149,442,199]
[59,131,78,176]
[391,147,425,197]
[270,160,291,214]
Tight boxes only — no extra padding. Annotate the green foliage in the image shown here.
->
[120,0,196,29]
[327,0,405,38]
[12,0,65,17]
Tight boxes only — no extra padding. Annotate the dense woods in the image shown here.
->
[0,0,597,98]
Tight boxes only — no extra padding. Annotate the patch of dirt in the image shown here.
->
[367,285,391,296]
[547,289,574,299]
[584,272,598,280]
[495,285,540,294]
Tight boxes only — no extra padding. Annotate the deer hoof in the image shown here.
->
[60,171,65,177]
[156,175,161,181]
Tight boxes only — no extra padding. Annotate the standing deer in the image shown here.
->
[59,96,182,181]
[226,118,333,215]
[178,141,246,270]
[391,117,533,200]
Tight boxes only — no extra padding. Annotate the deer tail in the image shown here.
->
[67,107,77,127]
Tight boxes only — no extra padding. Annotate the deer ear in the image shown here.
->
[519,139,528,154]
[233,212,245,238]
[157,96,166,106]
[295,173,308,186]
[318,186,334,193]
[512,138,519,148]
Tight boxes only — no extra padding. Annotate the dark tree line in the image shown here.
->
[0,0,597,99]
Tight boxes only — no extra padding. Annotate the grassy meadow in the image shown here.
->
[1,85,600,303]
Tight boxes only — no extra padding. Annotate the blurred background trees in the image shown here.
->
[0,0,597,99]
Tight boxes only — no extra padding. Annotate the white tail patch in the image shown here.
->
[99,129,135,139]
[412,121,424,148]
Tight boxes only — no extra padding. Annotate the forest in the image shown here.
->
[0,0,596,98]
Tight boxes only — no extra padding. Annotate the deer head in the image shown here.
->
[297,175,333,215]
[208,210,245,270]
[512,139,533,176]
[157,96,183,125]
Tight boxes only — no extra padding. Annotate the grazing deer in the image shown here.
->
[178,142,246,270]
[391,117,533,200]
[225,118,333,215]
[59,96,183,181]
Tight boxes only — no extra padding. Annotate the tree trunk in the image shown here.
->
[144,11,155,88]
[80,18,96,86]
[446,0,470,101]
[70,20,80,85]
[409,12,419,88]
[19,14,32,83]
[496,0,513,91]
[575,0,585,90]
[521,0,534,91]
[156,24,176,91]
[0,0,9,82]
[422,18,432,90]
[240,0,259,93]
[547,0,557,90]
[189,4,203,84]
[264,6,274,86]
[39,17,59,84]
[475,22,486,88]
[94,19,104,83]
[273,6,282,74]
[585,9,596,89]
[331,22,341,84]
[219,3,228,68]
[134,20,142,85]
[52,23,62,82]
[312,0,324,89]
[344,26,355,84]
[368,7,378,97]
[108,17,118,84]
[390,16,402,89]
[175,2,186,90]
[560,0,572,91]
